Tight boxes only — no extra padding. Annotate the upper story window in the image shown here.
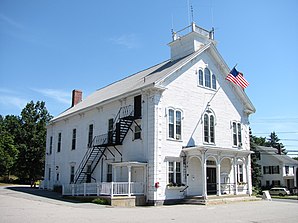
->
[204,68,211,88]
[49,136,53,155]
[232,122,242,147]
[203,112,215,144]
[88,124,93,148]
[71,128,76,150]
[198,67,217,90]
[57,132,62,152]
[168,108,182,140]
[263,165,280,174]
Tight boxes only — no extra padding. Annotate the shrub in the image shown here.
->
[92,198,109,205]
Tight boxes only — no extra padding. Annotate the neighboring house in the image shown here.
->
[255,146,298,191]
[42,22,256,205]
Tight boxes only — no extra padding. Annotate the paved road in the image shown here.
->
[1,186,298,223]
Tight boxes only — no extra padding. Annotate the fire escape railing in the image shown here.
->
[73,105,139,184]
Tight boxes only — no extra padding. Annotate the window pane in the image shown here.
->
[176,162,181,173]
[49,136,53,154]
[58,132,61,152]
[169,109,174,123]
[72,129,76,150]
[169,162,174,183]
[210,115,215,143]
[204,68,211,88]
[176,111,181,139]
[199,70,203,86]
[237,123,242,145]
[204,114,209,142]
[169,109,174,138]
[88,124,93,147]
[212,74,217,89]
[169,162,174,172]
[232,122,237,146]
[134,125,141,139]
[176,173,181,184]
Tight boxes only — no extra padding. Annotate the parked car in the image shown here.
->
[269,187,290,196]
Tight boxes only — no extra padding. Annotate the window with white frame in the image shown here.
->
[168,161,182,185]
[237,164,244,183]
[232,122,242,147]
[168,108,182,140]
[203,113,215,144]
[198,67,217,90]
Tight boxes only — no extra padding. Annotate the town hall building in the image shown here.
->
[42,22,256,205]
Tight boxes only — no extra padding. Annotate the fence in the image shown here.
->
[62,182,145,197]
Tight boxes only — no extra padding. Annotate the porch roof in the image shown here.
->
[110,161,147,167]
[182,145,253,157]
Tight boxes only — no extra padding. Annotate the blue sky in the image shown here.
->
[0,0,297,156]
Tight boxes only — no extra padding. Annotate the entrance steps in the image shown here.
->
[181,194,260,205]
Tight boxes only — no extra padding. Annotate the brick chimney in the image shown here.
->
[71,89,82,107]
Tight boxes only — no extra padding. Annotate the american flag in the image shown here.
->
[226,67,249,89]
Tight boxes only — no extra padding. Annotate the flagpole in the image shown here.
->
[207,86,221,106]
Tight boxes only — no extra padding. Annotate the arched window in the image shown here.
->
[198,70,204,86]
[204,114,209,142]
[212,74,217,89]
[204,68,211,88]
[204,113,215,143]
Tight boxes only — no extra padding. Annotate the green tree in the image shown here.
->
[0,115,20,179]
[249,128,262,194]
[266,131,286,154]
[14,101,52,183]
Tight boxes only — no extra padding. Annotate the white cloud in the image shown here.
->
[110,34,140,49]
[32,88,70,105]
[0,95,27,109]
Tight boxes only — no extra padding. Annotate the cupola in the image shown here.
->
[168,22,216,61]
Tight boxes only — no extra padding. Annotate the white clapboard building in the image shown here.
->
[42,22,256,205]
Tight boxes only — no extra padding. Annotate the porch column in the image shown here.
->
[217,162,221,196]
[202,152,207,199]
[128,165,131,197]
[233,157,238,195]
[246,156,252,196]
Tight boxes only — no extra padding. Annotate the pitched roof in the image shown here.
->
[257,146,298,165]
[51,42,255,123]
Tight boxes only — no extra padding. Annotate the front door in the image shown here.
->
[207,167,216,194]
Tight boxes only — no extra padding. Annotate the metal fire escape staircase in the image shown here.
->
[73,105,140,184]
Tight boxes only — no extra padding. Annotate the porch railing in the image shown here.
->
[62,182,144,197]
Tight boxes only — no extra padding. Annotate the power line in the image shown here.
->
[254,131,298,135]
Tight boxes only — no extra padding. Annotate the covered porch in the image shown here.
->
[62,161,147,197]
[183,146,253,199]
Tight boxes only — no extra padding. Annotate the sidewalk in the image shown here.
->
[1,185,298,223]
